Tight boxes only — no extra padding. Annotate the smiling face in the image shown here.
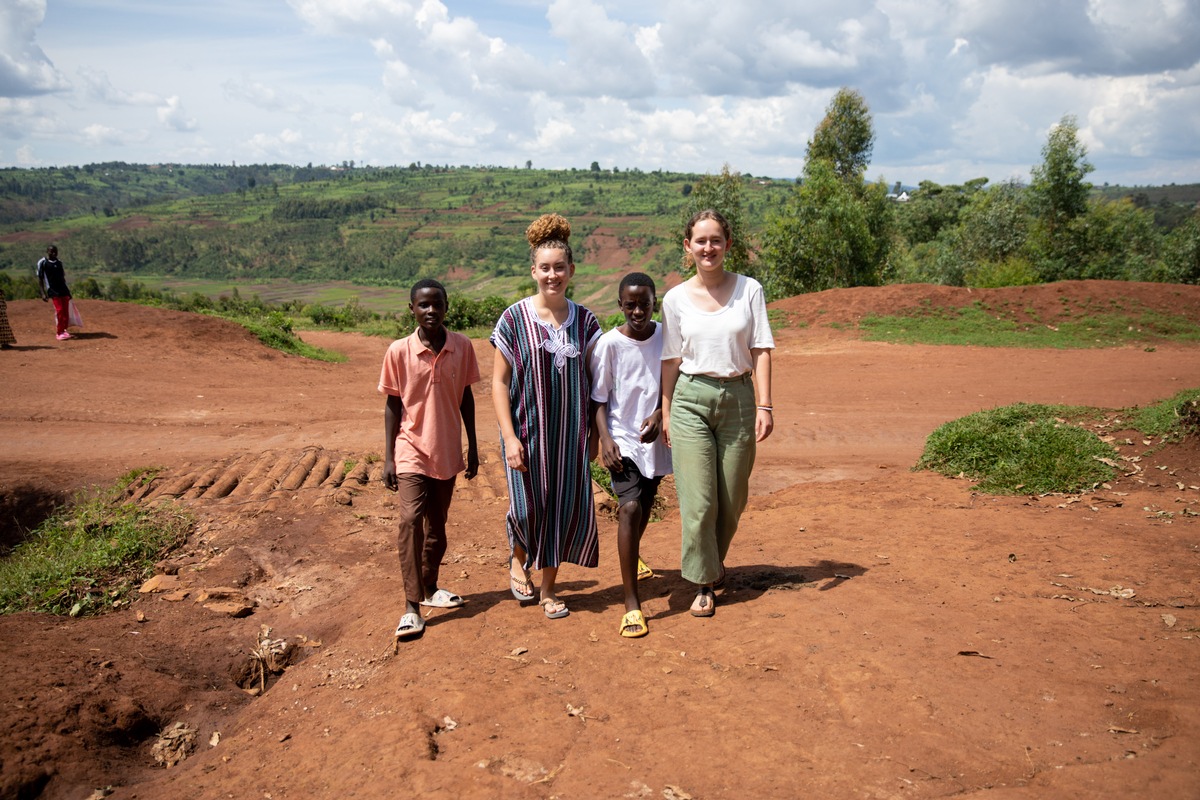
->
[531,244,573,298]
[409,286,447,335]
[684,218,728,274]
[618,284,656,339]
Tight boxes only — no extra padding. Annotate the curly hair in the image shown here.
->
[526,213,573,264]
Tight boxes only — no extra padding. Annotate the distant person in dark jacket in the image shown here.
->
[36,245,73,340]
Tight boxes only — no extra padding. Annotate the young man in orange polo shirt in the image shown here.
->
[379,278,480,641]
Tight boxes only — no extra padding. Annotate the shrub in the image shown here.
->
[915,403,1115,494]
[305,303,338,326]
[1162,212,1200,284]
[0,470,192,616]
[1128,388,1200,440]
[965,256,1040,288]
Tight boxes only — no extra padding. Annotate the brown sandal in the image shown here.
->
[509,558,535,602]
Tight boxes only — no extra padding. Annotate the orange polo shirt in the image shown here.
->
[378,329,480,480]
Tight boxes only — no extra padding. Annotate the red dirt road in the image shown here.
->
[1,282,1198,799]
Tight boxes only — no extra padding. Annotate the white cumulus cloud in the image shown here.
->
[157,96,198,132]
[77,67,161,106]
[0,0,1196,184]
[0,0,70,97]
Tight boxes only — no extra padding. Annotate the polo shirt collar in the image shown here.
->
[411,328,455,354]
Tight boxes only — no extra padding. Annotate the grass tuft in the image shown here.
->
[231,311,346,362]
[1127,388,1200,440]
[861,306,1200,348]
[0,470,193,616]
[915,403,1116,494]
[589,461,614,498]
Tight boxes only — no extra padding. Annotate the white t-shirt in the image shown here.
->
[589,324,672,478]
[661,273,775,378]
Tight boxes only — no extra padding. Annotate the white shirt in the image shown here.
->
[661,273,774,378]
[589,324,672,478]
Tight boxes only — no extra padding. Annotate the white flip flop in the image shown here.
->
[420,588,465,608]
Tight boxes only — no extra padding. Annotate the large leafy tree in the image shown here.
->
[957,180,1030,266]
[759,88,889,298]
[759,159,888,297]
[1027,115,1096,279]
[806,88,875,184]
[1029,115,1093,230]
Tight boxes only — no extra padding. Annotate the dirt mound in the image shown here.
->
[1,284,1199,799]
[771,279,1200,330]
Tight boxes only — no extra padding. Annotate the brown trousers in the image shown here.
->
[395,473,457,605]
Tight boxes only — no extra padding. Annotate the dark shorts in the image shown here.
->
[609,457,663,509]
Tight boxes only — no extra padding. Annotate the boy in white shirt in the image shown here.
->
[591,273,672,638]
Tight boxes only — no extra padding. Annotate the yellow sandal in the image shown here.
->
[619,609,648,638]
[636,558,654,581]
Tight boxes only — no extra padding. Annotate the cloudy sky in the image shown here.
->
[2,0,1198,187]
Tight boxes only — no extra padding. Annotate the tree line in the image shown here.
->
[686,90,1199,298]
[1,110,1198,309]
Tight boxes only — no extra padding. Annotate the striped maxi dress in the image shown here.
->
[491,297,601,570]
[0,292,15,346]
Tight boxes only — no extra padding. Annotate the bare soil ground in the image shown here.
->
[1,281,1198,800]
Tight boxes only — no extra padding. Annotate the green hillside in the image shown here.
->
[0,163,790,307]
[1092,182,1200,230]
[3,163,1197,317]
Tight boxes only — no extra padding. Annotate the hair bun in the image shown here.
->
[525,213,571,249]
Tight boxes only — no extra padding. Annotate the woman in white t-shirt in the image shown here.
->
[661,209,775,618]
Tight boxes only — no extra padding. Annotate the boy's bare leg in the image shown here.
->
[617,499,645,615]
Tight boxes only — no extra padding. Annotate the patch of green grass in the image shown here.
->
[1127,388,1200,440]
[915,403,1116,494]
[458,324,498,340]
[862,306,1200,348]
[1055,312,1200,345]
[0,469,193,616]
[590,461,614,498]
[352,318,408,340]
[767,308,804,331]
[601,311,626,332]
[100,274,417,315]
[231,311,346,362]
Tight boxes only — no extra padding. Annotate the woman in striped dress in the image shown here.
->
[491,213,601,619]
[0,289,16,349]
